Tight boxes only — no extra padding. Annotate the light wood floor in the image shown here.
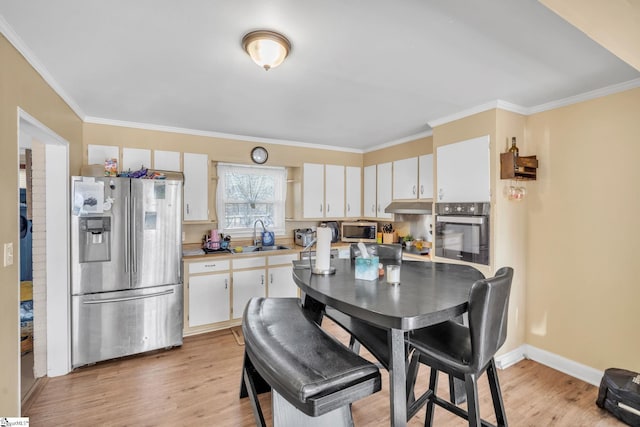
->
[24,320,623,426]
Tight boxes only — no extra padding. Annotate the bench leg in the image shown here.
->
[272,389,354,427]
[240,352,270,427]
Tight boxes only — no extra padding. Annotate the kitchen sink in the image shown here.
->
[236,245,291,253]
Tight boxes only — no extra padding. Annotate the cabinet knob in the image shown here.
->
[224,278,228,289]
[347,203,350,212]
[413,185,416,195]
[320,204,323,213]
[270,274,273,284]
[186,204,190,214]
[420,185,424,195]
[261,275,264,285]
[327,204,330,212]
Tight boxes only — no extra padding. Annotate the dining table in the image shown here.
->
[292,258,485,427]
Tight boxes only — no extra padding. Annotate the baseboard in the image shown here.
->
[495,345,526,370]
[495,344,604,387]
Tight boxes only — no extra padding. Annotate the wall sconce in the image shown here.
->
[242,30,291,71]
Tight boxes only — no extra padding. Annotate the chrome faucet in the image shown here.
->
[253,219,266,246]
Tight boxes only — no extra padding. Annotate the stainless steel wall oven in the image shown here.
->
[435,202,490,265]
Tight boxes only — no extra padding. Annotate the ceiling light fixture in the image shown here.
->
[242,30,291,71]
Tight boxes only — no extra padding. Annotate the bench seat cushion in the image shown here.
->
[243,297,381,416]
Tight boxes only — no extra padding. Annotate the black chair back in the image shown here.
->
[349,243,402,261]
[468,266,513,371]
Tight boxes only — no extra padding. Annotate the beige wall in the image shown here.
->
[0,35,83,415]
[526,88,640,371]
[431,109,529,354]
[363,135,433,166]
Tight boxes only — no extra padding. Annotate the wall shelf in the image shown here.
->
[500,153,538,181]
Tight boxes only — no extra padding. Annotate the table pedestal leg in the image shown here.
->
[389,328,407,427]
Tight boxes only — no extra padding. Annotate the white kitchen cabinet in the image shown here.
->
[345,166,361,217]
[188,272,230,327]
[122,148,151,172]
[268,266,298,298]
[393,157,419,199]
[325,164,345,218]
[436,135,490,202]
[267,253,299,298]
[418,154,434,199]
[154,150,181,171]
[363,165,377,218]
[232,268,266,319]
[302,163,324,218]
[183,152,209,221]
[376,162,393,219]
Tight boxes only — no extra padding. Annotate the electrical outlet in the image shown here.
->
[4,242,13,267]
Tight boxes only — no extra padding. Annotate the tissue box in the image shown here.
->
[355,256,379,281]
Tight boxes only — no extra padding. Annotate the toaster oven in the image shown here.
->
[341,222,377,243]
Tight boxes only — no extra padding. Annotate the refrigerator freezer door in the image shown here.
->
[130,179,182,288]
[71,177,130,294]
[71,284,183,367]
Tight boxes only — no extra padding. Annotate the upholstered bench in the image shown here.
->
[240,297,381,426]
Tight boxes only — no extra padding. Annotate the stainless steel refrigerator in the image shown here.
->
[70,174,183,368]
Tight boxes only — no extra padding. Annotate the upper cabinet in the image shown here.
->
[436,135,490,202]
[392,154,434,200]
[325,164,345,218]
[302,163,325,218]
[363,163,393,219]
[183,153,209,221]
[363,165,377,218]
[418,154,434,199]
[345,166,361,218]
[302,163,346,219]
[376,162,393,219]
[393,157,418,199]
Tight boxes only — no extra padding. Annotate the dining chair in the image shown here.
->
[349,243,402,261]
[405,266,513,426]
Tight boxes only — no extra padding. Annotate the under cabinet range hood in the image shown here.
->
[384,201,433,215]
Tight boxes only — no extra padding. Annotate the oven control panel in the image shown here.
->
[435,202,490,216]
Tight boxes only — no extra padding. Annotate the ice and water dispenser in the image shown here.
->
[78,216,111,262]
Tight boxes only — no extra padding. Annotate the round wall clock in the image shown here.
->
[251,146,268,164]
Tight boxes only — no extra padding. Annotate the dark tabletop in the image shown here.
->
[293,259,485,330]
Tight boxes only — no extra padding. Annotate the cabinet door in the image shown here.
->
[418,154,434,199]
[268,265,299,298]
[345,166,361,218]
[436,136,490,202]
[325,164,345,218]
[363,165,377,218]
[303,163,324,218]
[183,153,208,221]
[232,269,266,319]
[188,273,230,327]
[393,157,418,200]
[377,162,393,219]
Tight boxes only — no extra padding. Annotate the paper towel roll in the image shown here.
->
[315,227,332,272]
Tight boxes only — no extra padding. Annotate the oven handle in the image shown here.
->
[436,215,486,225]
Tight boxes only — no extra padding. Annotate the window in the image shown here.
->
[216,164,287,237]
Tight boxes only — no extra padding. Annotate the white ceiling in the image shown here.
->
[1,0,639,151]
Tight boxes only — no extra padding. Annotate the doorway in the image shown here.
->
[17,109,71,408]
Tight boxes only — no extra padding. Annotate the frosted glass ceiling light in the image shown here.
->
[242,30,291,71]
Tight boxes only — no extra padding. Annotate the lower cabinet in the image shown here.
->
[267,253,300,298]
[231,268,266,320]
[188,273,230,326]
[184,252,300,335]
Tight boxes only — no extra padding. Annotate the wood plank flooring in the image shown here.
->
[24,320,623,426]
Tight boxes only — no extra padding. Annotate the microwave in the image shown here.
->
[341,222,377,243]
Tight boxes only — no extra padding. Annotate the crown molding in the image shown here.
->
[527,77,640,114]
[364,129,433,153]
[0,14,86,121]
[84,116,365,154]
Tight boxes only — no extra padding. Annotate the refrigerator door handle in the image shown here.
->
[124,196,130,273]
[82,289,174,304]
[131,197,137,274]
